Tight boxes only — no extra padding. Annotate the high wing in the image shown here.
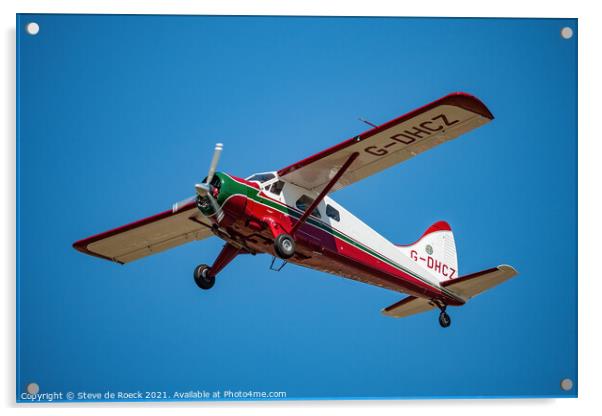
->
[73,200,213,264]
[278,92,494,193]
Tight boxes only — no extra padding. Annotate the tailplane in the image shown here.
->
[442,264,518,301]
[382,265,518,327]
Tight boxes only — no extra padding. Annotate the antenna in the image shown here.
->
[358,117,378,128]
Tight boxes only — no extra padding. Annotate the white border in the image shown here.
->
[3,1,600,416]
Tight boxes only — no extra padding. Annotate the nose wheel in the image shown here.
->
[193,264,215,290]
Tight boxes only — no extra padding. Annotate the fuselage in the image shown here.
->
[203,172,464,306]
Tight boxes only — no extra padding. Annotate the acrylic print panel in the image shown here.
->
[16,14,577,402]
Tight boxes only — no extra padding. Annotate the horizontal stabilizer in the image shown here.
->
[441,264,518,301]
[381,295,435,318]
[382,265,518,319]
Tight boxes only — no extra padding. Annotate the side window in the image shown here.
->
[326,204,340,222]
[296,195,321,219]
[269,180,285,196]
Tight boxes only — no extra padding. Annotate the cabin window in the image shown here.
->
[326,204,340,222]
[269,180,285,196]
[296,195,321,219]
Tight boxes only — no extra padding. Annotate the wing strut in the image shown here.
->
[290,152,359,236]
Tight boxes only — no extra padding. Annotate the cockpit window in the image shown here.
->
[268,180,285,196]
[246,173,276,183]
[296,195,321,219]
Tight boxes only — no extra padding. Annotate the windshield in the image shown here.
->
[246,172,276,183]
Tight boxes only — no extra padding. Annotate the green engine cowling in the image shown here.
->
[196,172,246,220]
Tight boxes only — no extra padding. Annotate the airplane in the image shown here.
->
[73,92,518,328]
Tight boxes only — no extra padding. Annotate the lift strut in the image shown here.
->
[290,152,359,236]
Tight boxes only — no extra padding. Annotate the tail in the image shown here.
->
[396,221,458,283]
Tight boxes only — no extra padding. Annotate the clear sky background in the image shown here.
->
[17,14,577,400]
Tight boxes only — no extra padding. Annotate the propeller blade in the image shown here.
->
[195,183,209,196]
[205,143,223,185]
[172,195,197,213]
[207,194,221,214]
[194,142,225,218]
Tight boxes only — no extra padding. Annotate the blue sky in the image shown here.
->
[17,15,577,400]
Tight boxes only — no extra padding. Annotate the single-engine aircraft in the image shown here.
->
[74,92,518,328]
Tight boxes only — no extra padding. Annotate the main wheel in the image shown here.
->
[193,264,215,290]
[274,234,295,259]
[438,311,451,328]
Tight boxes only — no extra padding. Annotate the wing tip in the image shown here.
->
[72,238,123,264]
[497,264,519,276]
[444,91,495,120]
[72,238,92,255]
[381,309,398,318]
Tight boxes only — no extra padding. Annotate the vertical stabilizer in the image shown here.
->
[396,221,458,283]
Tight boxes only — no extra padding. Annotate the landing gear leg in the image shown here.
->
[437,304,451,328]
[193,243,240,290]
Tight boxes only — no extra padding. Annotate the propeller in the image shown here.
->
[195,143,224,215]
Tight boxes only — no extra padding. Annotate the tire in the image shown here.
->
[193,264,215,290]
[274,234,295,259]
[438,311,451,328]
